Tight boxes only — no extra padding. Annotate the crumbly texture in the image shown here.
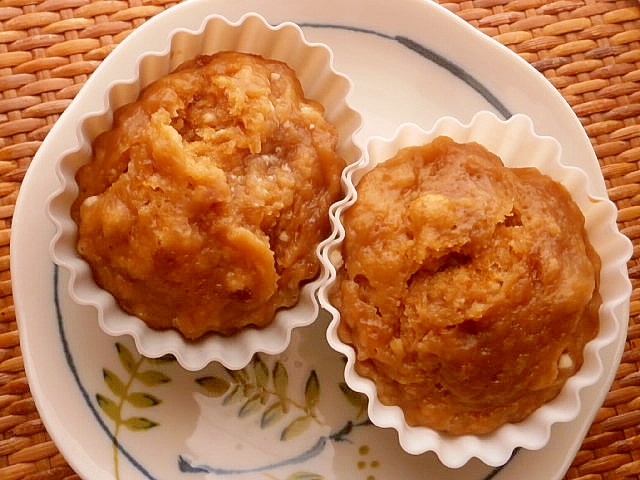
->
[332,136,601,435]
[72,52,345,339]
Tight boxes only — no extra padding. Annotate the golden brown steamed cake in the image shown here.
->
[331,136,601,435]
[72,52,345,340]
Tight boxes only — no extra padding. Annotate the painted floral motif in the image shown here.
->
[93,344,509,480]
[179,353,373,476]
[195,355,325,440]
[96,342,172,479]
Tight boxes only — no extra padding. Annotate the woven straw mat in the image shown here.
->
[1,0,639,479]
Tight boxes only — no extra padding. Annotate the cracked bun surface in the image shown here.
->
[72,52,345,339]
[331,136,601,435]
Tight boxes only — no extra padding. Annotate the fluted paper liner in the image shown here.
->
[47,13,362,371]
[317,111,632,468]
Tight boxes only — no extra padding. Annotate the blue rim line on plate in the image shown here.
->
[52,23,514,479]
[54,265,156,480]
[300,23,512,120]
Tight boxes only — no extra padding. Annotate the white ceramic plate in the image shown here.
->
[11,0,632,479]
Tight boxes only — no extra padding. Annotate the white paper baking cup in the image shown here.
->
[317,111,632,468]
[47,13,362,371]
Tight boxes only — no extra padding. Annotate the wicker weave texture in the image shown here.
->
[1,1,639,479]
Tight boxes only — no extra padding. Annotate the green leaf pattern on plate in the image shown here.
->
[188,353,380,478]
[96,345,381,479]
[196,355,325,441]
[96,342,170,480]
[264,473,325,480]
